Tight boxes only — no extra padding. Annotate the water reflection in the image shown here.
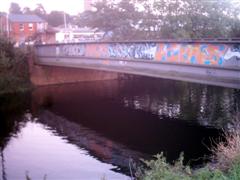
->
[116,78,240,128]
[2,119,128,180]
[0,77,239,179]
[31,78,234,164]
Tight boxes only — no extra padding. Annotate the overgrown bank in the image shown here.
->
[0,37,31,94]
[137,120,240,180]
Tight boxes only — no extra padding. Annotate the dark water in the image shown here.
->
[0,76,239,180]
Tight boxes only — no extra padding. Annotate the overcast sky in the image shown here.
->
[0,0,85,15]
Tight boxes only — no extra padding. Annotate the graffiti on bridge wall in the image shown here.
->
[108,43,157,60]
[154,43,240,66]
[58,44,86,56]
[53,42,240,67]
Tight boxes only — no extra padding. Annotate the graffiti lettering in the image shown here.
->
[60,45,86,56]
[40,42,240,68]
[108,43,157,60]
[224,44,240,61]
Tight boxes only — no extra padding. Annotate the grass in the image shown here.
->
[136,119,240,180]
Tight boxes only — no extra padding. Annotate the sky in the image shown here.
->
[0,0,85,15]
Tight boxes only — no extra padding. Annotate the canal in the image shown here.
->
[0,76,239,179]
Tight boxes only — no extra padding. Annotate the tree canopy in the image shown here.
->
[9,3,22,14]
[77,0,240,40]
[8,3,73,27]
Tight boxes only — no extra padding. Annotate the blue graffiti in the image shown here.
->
[204,60,211,65]
[218,45,225,51]
[200,44,209,56]
[190,56,197,64]
[162,56,166,61]
[218,57,224,65]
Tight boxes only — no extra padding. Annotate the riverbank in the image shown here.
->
[137,120,240,179]
[0,37,31,94]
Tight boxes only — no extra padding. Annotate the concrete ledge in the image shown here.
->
[37,57,240,89]
[28,55,120,86]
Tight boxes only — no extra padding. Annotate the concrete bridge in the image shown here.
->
[31,40,240,88]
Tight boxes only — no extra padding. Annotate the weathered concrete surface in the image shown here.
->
[28,54,120,86]
[37,56,240,89]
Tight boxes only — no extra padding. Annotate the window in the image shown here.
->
[19,24,24,31]
[28,23,33,31]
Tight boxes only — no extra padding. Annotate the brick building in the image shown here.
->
[0,14,56,45]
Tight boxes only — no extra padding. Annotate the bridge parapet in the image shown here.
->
[37,40,240,67]
[34,40,240,88]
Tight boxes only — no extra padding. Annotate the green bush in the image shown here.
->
[228,162,240,180]
[136,153,240,180]
[137,122,240,180]
[0,36,30,94]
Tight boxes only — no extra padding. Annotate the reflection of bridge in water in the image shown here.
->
[31,79,231,171]
[38,110,147,174]
[33,40,240,88]
[32,78,240,129]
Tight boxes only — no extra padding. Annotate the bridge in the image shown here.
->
[31,40,240,89]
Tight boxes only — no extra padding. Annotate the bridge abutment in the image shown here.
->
[28,54,120,86]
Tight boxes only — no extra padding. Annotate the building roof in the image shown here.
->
[8,14,45,23]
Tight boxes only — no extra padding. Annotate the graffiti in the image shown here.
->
[224,44,240,61]
[108,43,157,60]
[155,43,229,65]
[39,42,240,68]
[60,44,86,56]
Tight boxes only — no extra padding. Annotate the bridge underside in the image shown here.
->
[37,56,240,89]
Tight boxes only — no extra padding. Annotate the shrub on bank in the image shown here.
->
[211,120,240,172]
[137,120,240,180]
[0,36,30,94]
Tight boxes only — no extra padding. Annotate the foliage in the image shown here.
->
[9,2,22,14]
[0,36,30,94]
[78,0,142,40]
[46,11,71,27]
[77,0,240,40]
[136,152,229,180]
[136,153,240,180]
[9,2,73,27]
[137,119,240,180]
[211,119,240,172]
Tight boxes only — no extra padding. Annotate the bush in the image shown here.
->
[137,118,240,180]
[0,36,30,94]
[211,120,240,172]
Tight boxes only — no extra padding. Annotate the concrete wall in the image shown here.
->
[37,41,240,68]
[28,54,120,86]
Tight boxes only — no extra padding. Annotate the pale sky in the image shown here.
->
[0,0,85,15]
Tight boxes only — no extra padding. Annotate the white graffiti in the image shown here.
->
[109,43,157,60]
[60,45,85,56]
[224,45,240,61]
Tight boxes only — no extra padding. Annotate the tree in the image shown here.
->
[33,4,47,19]
[77,0,141,40]
[22,7,32,14]
[47,11,71,27]
[77,0,240,40]
[9,3,22,14]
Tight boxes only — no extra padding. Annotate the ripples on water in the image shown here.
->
[0,77,239,179]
